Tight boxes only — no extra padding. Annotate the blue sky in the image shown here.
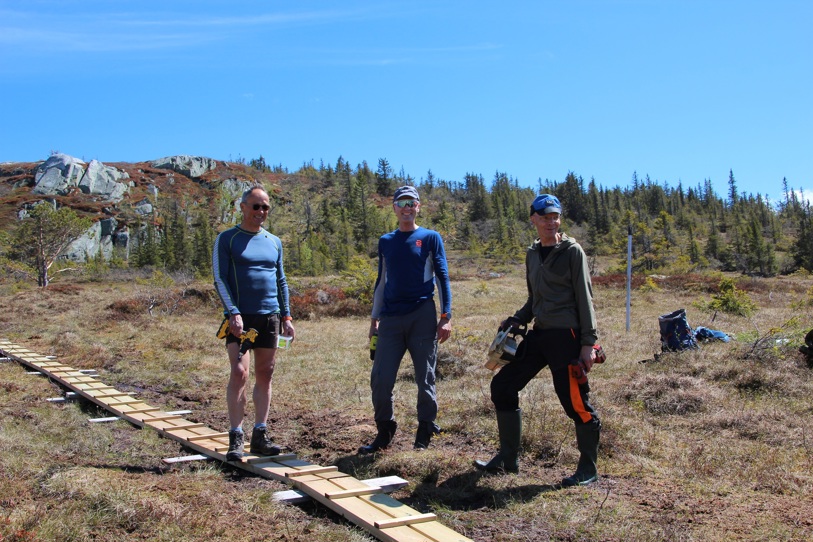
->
[1,0,810,203]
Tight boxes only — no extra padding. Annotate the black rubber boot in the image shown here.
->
[561,417,600,487]
[474,409,521,474]
[358,420,397,454]
[414,421,441,449]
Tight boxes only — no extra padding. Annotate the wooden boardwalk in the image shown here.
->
[0,340,473,542]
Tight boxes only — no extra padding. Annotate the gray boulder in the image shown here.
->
[134,198,154,216]
[32,154,129,202]
[78,160,129,202]
[32,153,86,195]
[151,155,217,178]
[61,217,126,263]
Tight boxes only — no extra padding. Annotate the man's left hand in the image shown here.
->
[578,345,596,373]
[437,317,451,344]
[283,319,295,341]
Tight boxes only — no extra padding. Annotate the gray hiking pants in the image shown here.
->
[370,300,438,423]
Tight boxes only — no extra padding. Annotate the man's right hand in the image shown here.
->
[500,316,523,331]
[229,314,244,338]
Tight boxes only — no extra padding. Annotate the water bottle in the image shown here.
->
[369,333,378,360]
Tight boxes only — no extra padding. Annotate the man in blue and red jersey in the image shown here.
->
[359,185,452,453]
[213,185,295,462]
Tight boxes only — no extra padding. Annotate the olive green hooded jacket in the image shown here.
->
[513,233,598,347]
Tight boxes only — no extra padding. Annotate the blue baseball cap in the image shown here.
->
[530,194,562,216]
[393,185,420,202]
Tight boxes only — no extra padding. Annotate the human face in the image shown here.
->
[531,211,561,244]
[394,197,419,230]
[240,189,270,231]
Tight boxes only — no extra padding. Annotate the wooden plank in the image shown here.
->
[71,381,109,387]
[106,397,142,405]
[142,414,183,422]
[161,423,206,432]
[162,454,210,464]
[119,406,160,414]
[410,521,474,542]
[375,513,437,529]
[63,377,101,384]
[289,475,353,497]
[274,476,408,505]
[1,341,476,542]
[325,486,383,499]
[245,453,297,464]
[87,391,130,398]
[291,470,351,482]
[186,432,229,442]
[286,465,339,477]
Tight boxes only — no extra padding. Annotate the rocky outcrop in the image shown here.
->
[78,160,129,201]
[32,153,129,202]
[133,198,154,216]
[61,217,128,263]
[6,152,260,265]
[32,154,86,196]
[150,155,217,178]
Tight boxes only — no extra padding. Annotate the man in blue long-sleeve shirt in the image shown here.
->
[213,186,295,461]
[359,185,452,453]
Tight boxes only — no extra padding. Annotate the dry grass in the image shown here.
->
[1,260,813,541]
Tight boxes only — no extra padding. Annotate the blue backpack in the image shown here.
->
[658,309,698,352]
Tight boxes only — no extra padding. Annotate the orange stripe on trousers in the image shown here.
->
[568,365,593,423]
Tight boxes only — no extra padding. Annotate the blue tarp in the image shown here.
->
[694,326,731,343]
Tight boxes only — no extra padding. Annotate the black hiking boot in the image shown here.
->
[358,420,397,454]
[250,426,281,456]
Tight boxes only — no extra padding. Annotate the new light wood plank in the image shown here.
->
[375,513,437,529]
[325,486,383,499]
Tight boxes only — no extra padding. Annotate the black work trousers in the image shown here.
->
[490,328,597,425]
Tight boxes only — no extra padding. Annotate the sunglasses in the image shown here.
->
[394,199,417,208]
[250,203,270,211]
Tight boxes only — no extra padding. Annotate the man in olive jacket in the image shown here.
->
[475,194,601,487]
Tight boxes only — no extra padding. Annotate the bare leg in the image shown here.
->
[252,347,277,425]
[226,342,250,429]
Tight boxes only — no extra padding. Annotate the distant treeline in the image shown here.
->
[131,156,812,278]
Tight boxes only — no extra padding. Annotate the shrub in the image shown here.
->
[339,256,376,305]
[697,277,758,317]
[290,286,369,319]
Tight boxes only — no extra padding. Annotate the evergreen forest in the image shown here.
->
[4,156,813,282]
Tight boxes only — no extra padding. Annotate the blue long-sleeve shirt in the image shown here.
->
[371,226,452,319]
[213,225,290,317]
